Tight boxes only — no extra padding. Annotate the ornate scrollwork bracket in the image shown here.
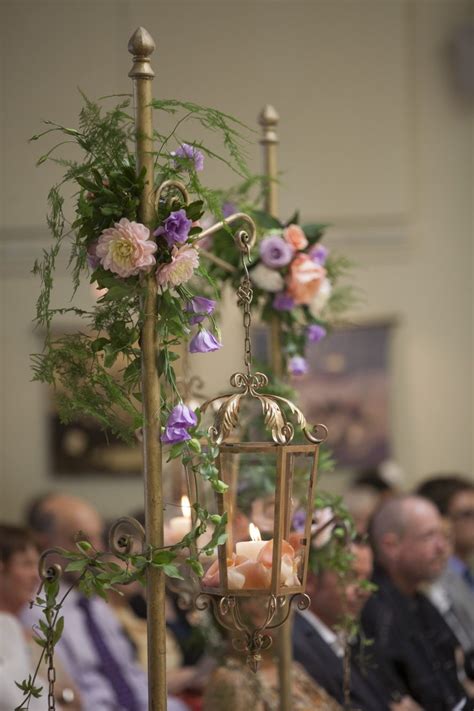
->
[195,592,310,672]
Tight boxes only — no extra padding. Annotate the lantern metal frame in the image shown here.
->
[194,251,327,670]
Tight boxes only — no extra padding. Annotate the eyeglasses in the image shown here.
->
[451,509,474,521]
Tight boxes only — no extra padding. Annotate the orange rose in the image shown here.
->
[283,224,308,251]
[286,253,326,305]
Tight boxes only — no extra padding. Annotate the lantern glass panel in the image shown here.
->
[200,442,319,596]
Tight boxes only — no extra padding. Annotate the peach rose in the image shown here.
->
[286,254,326,305]
[283,224,308,251]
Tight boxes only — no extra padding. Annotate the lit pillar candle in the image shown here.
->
[166,495,192,544]
[235,523,268,561]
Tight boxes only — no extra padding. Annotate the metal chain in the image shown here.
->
[236,245,253,377]
[46,641,57,710]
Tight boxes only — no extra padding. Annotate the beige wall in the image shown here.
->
[1,0,473,522]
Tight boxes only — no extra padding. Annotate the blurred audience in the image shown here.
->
[0,523,81,710]
[344,486,380,537]
[23,492,189,711]
[293,542,417,710]
[361,495,472,711]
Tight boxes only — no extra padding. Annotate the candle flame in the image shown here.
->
[181,495,191,520]
[249,523,262,542]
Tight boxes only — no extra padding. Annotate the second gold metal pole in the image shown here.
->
[128,28,167,711]
[259,105,292,711]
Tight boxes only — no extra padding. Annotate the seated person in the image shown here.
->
[361,495,472,711]
[416,475,474,651]
[0,523,81,710]
[24,492,189,711]
[293,541,418,711]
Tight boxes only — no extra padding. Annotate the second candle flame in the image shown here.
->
[249,523,262,542]
[181,495,191,520]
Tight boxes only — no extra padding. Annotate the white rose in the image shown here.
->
[311,506,336,548]
[309,277,332,317]
[250,263,284,292]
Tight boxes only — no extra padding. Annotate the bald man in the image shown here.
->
[362,495,471,711]
[23,492,189,711]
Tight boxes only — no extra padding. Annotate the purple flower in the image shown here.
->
[154,209,192,247]
[171,143,205,172]
[273,292,295,311]
[288,355,308,376]
[309,244,329,265]
[185,296,216,324]
[222,201,237,218]
[161,425,191,444]
[292,509,306,532]
[189,329,222,353]
[87,241,100,270]
[259,235,294,269]
[307,324,327,343]
[167,403,198,429]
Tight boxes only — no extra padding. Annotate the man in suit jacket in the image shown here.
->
[417,475,474,655]
[361,495,472,711]
[293,542,420,711]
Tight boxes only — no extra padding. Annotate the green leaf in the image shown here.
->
[52,616,65,645]
[185,200,204,221]
[186,558,204,577]
[250,209,282,230]
[65,559,88,573]
[301,222,329,241]
[162,564,184,579]
[188,438,201,453]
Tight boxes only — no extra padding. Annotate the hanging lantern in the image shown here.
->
[194,245,328,671]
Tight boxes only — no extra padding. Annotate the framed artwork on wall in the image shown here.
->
[254,319,396,471]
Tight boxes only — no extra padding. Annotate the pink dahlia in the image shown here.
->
[96,218,157,278]
[156,245,200,289]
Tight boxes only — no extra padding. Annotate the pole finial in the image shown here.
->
[128,27,155,79]
[258,104,279,145]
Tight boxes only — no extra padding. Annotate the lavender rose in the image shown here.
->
[189,329,222,353]
[259,234,294,269]
[154,209,192,247]
[167,403,198,429]
[185,296,216,324]
[273,292,295,311]
[288,355,308,376]
[309,244,329,265]
[307,324,327,343]
[161,425,191,444]
[171,143,205,172]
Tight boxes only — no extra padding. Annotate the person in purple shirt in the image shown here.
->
[23,492,189,711]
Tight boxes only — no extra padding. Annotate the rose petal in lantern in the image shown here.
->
[257,539,295,568]
[281,553,301,587]
[202,557,234,587]
[227,567,246,590]
[234,559,272,589]
[288,531,304,551]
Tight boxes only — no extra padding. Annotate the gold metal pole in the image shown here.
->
[259,105,292,711]
[259,105,283,380]
[128,28,166,711]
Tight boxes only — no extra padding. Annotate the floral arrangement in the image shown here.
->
[201,192,354,376]
[29,96,257,595]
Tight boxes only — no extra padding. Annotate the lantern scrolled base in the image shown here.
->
[195,592,310,672]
